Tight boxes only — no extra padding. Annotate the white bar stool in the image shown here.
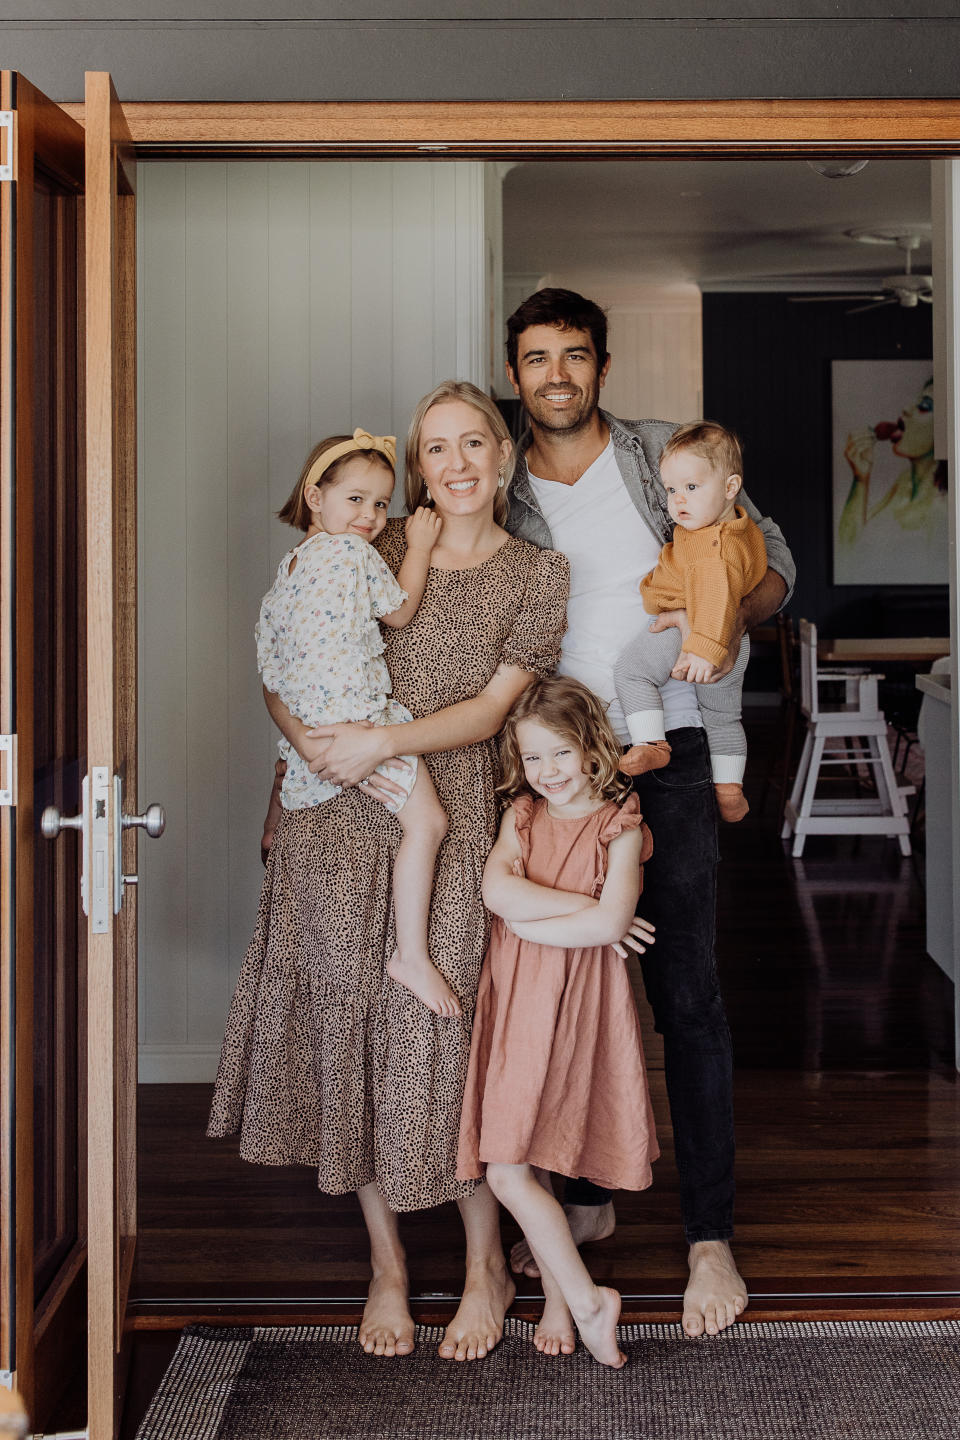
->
[781,619,913,858]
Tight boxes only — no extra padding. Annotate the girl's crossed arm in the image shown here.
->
[482,807,595,922]
[507,825,652,951]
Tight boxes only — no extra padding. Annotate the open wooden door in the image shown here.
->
[2,69,151,1437]
[83,72,147,1440]
[0,72,86,1427]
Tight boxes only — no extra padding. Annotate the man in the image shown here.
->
[503,288,795,1338]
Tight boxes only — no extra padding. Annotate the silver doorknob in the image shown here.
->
[122,803,165,839]
[41,806,84,840]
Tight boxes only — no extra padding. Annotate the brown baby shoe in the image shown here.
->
[619,740,672,777]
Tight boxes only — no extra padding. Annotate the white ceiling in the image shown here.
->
[502,159,932,292]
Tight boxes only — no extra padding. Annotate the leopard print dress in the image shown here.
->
[207,519,569,1212]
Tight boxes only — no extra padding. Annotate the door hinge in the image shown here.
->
[0,112,13,182]
[0,734,17,806]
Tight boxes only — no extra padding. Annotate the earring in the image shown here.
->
[497,471,506,489]
[424,484,432,502]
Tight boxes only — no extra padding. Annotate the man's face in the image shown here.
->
[507,324,610,435]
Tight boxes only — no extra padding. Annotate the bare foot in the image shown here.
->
[715,783,749,823]
[619,740,672,777]
[572,1285,626,1369]
[439,1263,515,1361]
[510,1200,616,1280]
[682,1240,748,1338]
[358,1272,416,1357]
[386,950,462,1017]
[534,1296,576,1357]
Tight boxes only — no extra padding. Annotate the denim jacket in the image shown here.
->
[507,410,796,603]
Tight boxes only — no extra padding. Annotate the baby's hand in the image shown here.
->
[405,505,443,553]
[675,652,718,685]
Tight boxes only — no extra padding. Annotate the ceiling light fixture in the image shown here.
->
[806,159,870,179]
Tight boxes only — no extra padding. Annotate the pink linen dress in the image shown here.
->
[457,792,659,1192]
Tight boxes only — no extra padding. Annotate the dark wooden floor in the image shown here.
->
[130,711,958,1316]
[54,709,960,1433]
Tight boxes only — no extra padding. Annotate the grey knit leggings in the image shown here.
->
[613,626,750,780]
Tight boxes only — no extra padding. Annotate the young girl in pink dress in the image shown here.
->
[457,675,658,1368]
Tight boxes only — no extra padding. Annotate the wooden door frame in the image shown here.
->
[83,71,137,1440]
[0,71,86,1421]
[56,97,960,159]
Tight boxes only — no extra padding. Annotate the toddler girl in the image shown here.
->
[457,675,657,1368]
[258,428,458,1017]
[613,421,767,823]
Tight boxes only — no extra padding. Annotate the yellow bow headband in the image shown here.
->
[304,428,397,489]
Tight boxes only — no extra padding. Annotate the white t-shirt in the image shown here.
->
[528,440,702,742]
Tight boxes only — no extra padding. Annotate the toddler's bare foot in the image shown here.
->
[510,1200,616,1279]
[573,1285,626,1369]
[534,1296,576,1356]
[683,1240,748,1337]
[714,783,749,823]
[619,740,672,777]
[359,1272,416,1357]
[439,1262,515,1361]
[387,950,462,1017]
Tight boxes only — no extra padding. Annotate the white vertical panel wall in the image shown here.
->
[137,160,487,1082]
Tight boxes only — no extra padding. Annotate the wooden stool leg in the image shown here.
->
[792,733,825,857]
[871,731,912,857]
[782,728,813,840]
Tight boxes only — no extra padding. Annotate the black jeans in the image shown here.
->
[565,727,735,1244]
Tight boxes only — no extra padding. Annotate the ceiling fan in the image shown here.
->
[788,232,932,315]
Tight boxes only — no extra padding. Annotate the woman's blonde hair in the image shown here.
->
[404,380,515,528]
[277,434,395,532]
[497,675,632,806]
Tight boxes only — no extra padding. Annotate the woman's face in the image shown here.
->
[417,400,511,520]
[893,381,934,460]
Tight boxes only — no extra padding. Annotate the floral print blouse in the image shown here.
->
[256,531,409,810]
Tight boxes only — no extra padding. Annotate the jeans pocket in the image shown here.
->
[649,766,712,794]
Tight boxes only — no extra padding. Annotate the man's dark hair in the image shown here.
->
[505,288,609,376]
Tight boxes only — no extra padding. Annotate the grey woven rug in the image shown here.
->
[135,1318,960,1440]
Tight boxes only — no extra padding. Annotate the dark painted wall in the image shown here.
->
[702,291,947,642]
[2,4,960,103]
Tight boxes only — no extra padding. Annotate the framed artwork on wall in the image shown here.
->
[831,358,947,586]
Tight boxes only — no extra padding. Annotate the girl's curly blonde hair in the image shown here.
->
[497,675,632,807]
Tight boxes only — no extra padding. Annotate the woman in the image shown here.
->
[840,376,945,548]
[207,381,569,1362]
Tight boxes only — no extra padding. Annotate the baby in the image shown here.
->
[613,421,767,823]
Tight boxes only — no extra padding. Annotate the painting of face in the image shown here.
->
[832,360,947,586]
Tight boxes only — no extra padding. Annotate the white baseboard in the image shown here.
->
[139,1045,219,1083]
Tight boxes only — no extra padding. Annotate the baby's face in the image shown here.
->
[661,450,740,532]
[308,456,395,542]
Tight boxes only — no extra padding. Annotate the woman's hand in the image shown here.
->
[299,731,334,769]
[611,915,656,959]
[844,427,875,485]
[305,720,410,792]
